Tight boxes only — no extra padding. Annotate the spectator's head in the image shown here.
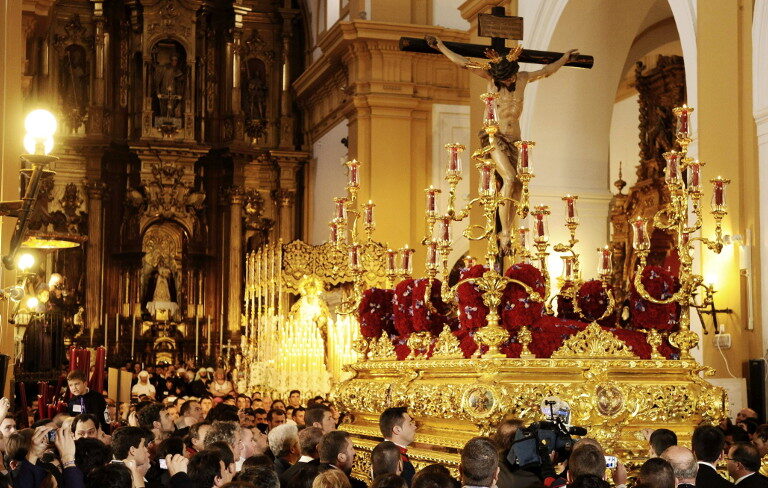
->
[568,444,605,481]
[727,442,761,481]
[268,422,299,462]
[236,395,251,410]
[267,409,286,430]
[298,426,323,459]
[649,428,677,457]
[459,437,498,488]
[306,406,335,434]
[289,390,302,408]
[372,441,402,478]
[737,418,759,438]
[241,455,274,470]
[491,419,523,454]
[638,458,675,488]
[371,474,408,488]
[72,413,101,440]
[137,403,174,434]
[85,463,133,488]
[201,397,214,415]
[67,369,89,396]
[111,426,150,465]
[253,408,267,425]
[189,449,237,488]
[569,475,611,488]
[312,468,352,488]
[137,370,150,384]
[156,436,185,459]
[5,429,33,464]
[290,463,331,488]
[692,425,725,463]
[412,465,458,488]
[190,421,213,452]
[379,407,417,447]
[753,424,768,457]
[736,408,759,423]
[293,407,306,427]
[660,445,697,485]
[319,430,355,474]
[207,404,240,423]
[75,438,113,477]
[180,400,204,423]
[0,415,16,437]
[205,421,243,461]
[236,466,279,488]
[725,425,751,454]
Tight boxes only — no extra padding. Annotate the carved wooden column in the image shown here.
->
[278,7,298,148]
[227,187,244,333]
[90,0,107,135]
[84,180,106,343]
[272,189,296,243]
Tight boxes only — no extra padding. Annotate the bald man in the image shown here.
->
[737,408,759,423]
[661,445,698,488]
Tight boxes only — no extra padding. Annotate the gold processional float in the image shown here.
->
[240,94,729,472]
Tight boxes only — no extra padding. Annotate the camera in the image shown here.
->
[507,397,587,468]
[47,430,57,443]
[159,459,167,470]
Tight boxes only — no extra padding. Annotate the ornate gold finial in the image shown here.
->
[369,331,396,360]
[431,325,463,359]
[551,322,638,359]
[406,331,432,359]
[353,336,370,360]
[646,329,664,359]
[614,161,627,194]
[517,325,534,358]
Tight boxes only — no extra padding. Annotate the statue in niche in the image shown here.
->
[59,44,89,132]
[242,58,268,140]
[144,257,179,319]
[152,42,186,120]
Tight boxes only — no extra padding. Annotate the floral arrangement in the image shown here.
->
[393,279,416,336]
[629,265,680,331]
[500,263,546,331]
[456,265,490,330]
[576,279,616,326]
[358,288,395,339]
[412,278,451,334]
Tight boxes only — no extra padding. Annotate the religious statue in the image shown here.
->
[154,52,185,118]
[59,45,89,132]
[426,36,578,248]
[144,257,179,318]
[242,59,268,140]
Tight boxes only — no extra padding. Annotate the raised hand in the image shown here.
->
[0,398,10,420]
[165,454,188,476]
[54,427,76,464]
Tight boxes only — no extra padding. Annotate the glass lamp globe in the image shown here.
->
[24,110,57,139]
[17,252,35,272]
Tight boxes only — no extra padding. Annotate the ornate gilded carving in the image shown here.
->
[368,331,396,361]
[551,322,638,359]
[431,325,462,359]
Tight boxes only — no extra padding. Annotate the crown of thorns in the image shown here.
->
[469,45,523,70]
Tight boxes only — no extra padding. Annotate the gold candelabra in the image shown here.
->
[631,104,728,359]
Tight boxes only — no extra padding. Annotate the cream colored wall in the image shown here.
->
[309,120,350,245]
[609,95,640,191]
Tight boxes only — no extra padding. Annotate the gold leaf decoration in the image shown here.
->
[551,322,638,359]
[431,325,463,359]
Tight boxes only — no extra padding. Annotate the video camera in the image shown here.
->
[507,396,587,468]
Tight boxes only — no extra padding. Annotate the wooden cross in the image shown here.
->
[400,6,593,69]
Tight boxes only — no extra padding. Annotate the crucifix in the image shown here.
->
[400,6,593,250]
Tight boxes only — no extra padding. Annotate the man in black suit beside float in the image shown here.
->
[693,425,735,488]
[377,407,417,486]
[318,430,367,488]
[726,442,768,487]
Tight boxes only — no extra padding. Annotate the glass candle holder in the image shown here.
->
[479,162,496,196]
[445,143,465,176]
[334,197,348,221]
[561,256,576,282]
[345,160,360,188]
[480,93,499,128]
[687,160,703,193]
[663,151,681,185]
[400,246,415,275]
[436,216,452,244]
[562,194,579,224]
[514,141,535,175]
[425,186,440,217]
[363,201,375,226]
[426,241,438,269]
[673,104,693,141]
[531,205,550,244]
[631,217,651,251]
[348,244,361,270]
[597,246,612,276]
[386,249,398,274]
[517,226,530,250]
[710,176,730,212]
[329,222,339,244]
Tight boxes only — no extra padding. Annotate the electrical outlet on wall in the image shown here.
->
[714,333,732,349]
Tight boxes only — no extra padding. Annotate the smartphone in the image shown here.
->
[605,456,618,469]
[47,430,57,443]
[159,458,167,470]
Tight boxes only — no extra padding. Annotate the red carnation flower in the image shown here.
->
[501,263,546,331]
[358,288,395,339]
[629,266,680,331]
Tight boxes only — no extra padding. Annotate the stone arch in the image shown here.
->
[753,0,768,351]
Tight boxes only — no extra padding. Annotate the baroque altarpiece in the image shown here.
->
[17,0,308,371]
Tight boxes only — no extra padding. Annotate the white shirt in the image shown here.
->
[132,382,156,397]
[298,455,314,463]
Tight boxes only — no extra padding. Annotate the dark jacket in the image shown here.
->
[697,463,735,488]
[68,389,108,430]
[735,473,768,488]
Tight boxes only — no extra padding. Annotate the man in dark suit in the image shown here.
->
[726,442,768,487]
[693,425,735,488]
[377,407,417,486]
[269,423,300,477]
[318,430,367,488]
[280,427,323,488]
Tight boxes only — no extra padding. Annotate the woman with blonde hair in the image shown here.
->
[313,469,352,488]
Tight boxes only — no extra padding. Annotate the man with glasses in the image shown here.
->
[726,442,768,487]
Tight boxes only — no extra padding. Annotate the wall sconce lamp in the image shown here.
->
[695,281,733,334]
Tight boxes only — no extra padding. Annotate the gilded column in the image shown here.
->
[227,187,244,333]
[84,180,106,343]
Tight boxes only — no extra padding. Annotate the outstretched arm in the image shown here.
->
[526,49,579,82]
[425,36,491,80]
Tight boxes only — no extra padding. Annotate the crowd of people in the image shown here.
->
[0,362,765,488]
